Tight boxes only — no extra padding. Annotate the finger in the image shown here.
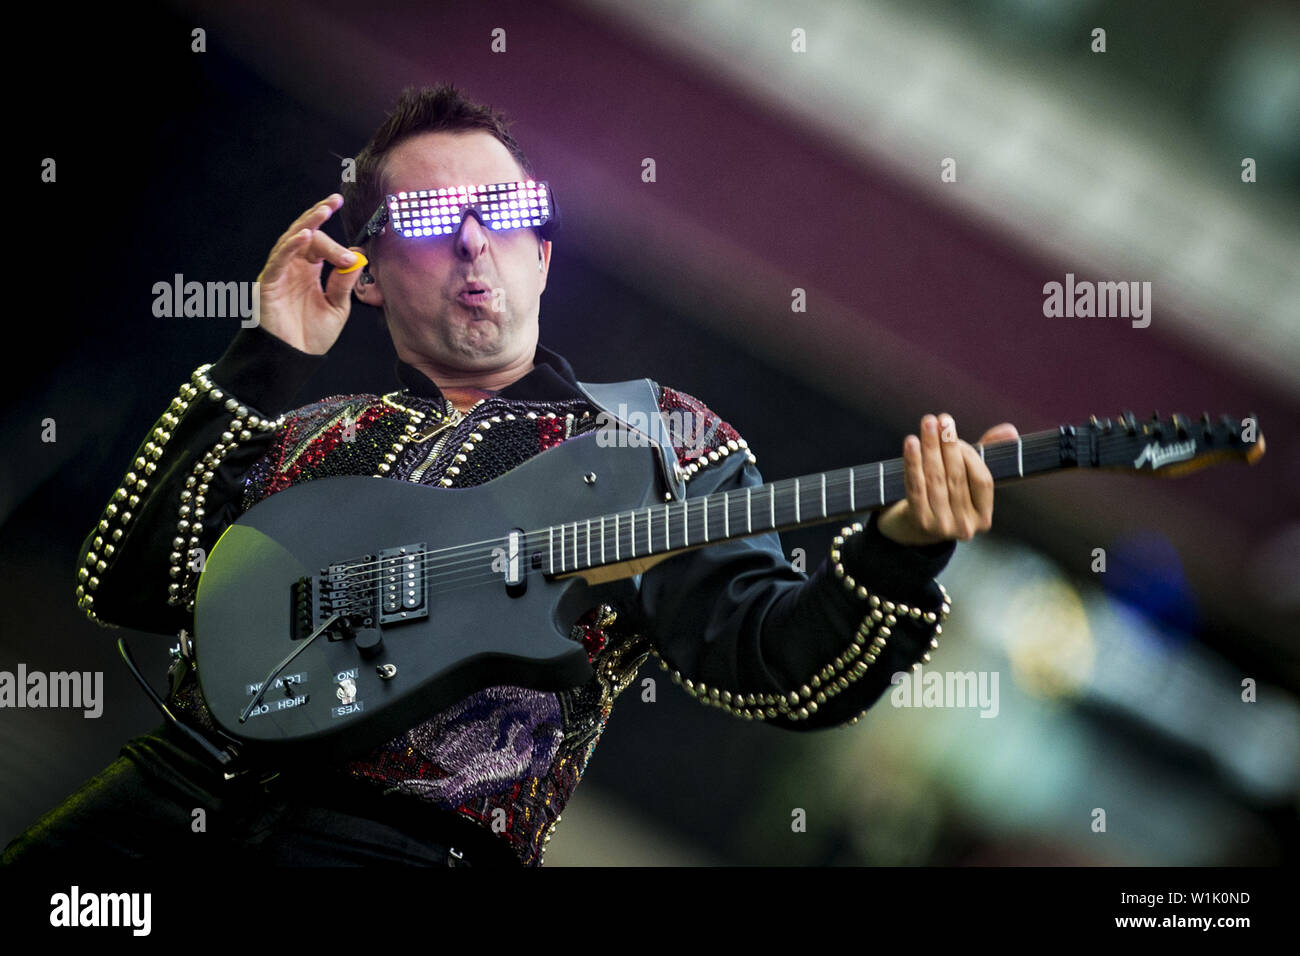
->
[261,226,358,287]
[962,441,994,532]
[324,248,367,310]
[938,414,975,539]
[920,414,953,537]
[285,195,343,246]
[259,227,314,285]
[265,196,344,270]
[301,229,359,269]
[978,422,1019,445]
[901,433,934,530]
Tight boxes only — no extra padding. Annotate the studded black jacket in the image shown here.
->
[75,324,955,865]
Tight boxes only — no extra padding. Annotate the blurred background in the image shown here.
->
[4,0,1297,866]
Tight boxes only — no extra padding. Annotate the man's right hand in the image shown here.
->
[256,194,367,355]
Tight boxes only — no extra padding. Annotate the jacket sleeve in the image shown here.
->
[634,391,954,731]
[75,326,325,635]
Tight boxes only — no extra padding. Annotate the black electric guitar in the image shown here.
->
[192,412,1263,759]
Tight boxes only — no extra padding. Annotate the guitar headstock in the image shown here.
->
[1084,411,1264,476]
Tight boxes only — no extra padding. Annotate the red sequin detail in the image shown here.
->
[657,386,743,466]
[266,404,392,494]
[537,415,566,451]
[579,626,608,661]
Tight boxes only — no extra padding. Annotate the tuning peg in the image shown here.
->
[1151,410,1161,421]
[1121,411,1138,435]
[1171,413,1188,439]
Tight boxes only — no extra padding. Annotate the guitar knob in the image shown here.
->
[354,626,384,660]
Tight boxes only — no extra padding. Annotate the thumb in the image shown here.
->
[325,248,367,310]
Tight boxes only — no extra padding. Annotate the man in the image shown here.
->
[5,84,1015,867]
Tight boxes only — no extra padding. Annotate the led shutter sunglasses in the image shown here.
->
[352,180,558,246]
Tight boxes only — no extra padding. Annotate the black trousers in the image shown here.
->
[2,722,520,868]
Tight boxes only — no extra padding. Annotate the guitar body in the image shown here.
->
[193,432,661,760]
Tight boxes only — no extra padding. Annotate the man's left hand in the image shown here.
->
[876,414,1018,547]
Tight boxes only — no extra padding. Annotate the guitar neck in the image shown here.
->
[541,428,1073,578]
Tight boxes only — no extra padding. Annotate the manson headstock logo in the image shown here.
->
[1133,439,1196,470]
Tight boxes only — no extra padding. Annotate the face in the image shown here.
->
[356,131,552,379]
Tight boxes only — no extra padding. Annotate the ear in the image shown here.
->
[538,240,552,290]
[353,267,385,308]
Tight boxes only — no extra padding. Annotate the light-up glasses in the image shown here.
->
[351,180,558,246]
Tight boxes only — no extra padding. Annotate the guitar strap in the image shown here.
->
[576,378,686,502]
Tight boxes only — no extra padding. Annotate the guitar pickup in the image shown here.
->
[378,543,428,624]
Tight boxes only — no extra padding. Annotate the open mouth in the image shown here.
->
[457,288,493,307]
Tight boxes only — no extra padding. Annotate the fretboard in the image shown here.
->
[540,429,1074,576]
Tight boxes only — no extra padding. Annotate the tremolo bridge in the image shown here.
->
[291,543,429,657]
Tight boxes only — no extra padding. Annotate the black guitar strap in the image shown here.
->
[576,378,686,502]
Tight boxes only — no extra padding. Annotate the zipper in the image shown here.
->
[409,399,464,443]
[407,398,487,482]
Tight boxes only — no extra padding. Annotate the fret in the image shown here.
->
[535,431,1080,577]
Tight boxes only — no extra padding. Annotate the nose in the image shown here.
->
[454,209,491,261]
